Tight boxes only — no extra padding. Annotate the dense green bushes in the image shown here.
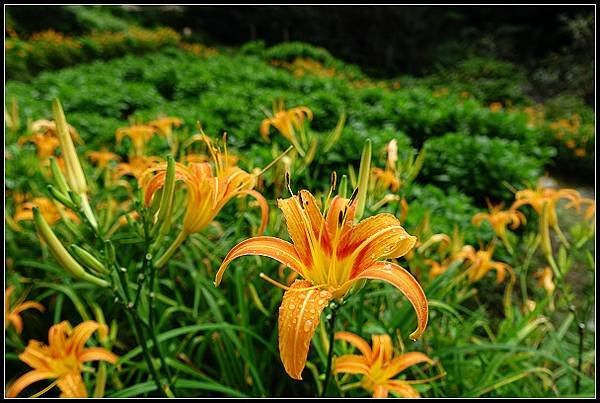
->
[420,133,554,203]
[5,27,181,80]
[5,44,593,205]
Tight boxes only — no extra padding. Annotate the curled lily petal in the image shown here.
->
[333,355,371,375]
[387,380,421,398]
[78,347,119,364]
[372,385,389,398]
[386,352,433,379]
[278,280,332,380]
[57,371,87,398]
[215,237,306,286]
[349,262,428,341]
[6,370,56,398]
[69,321,107,356]
[335,331,373,361]
[238,189,269,235]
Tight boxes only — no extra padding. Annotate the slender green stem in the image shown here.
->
[155,229,188,269]
[142,212,175,393]
[321,304,339,397]
[575,322,585,393]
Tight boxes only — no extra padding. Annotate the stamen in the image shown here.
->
[402,372,446,384]
[330,171,337,192]
[298,191,305,209]
[259,272,291,290]
[338,210,344,227]
[29,378,60,398]
[256,145,294,177]
[285,172,294,196]
[348,186,359,205]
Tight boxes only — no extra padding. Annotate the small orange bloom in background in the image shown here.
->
[565,197,595,221]
[6,320,119,398]
[565,139,576,149]
[574,148,586,157]
[259,100,313,152]
[512,185,581,245]
[472,201,526,253]
[489,102,503,112]
[432,87,448,98]
[334,331,434,398]
[534,267,555,296]
[456,244,512,284]
[115,124,157,157]
[85,149,121,168]
[19,133,60,159]
[5,287,44,334]
[114,156,163,184]
[29,119,83,144]
[12,197,79,228]
[149,117,182,137]
[215,188,427,380]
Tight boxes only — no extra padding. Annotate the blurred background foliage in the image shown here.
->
[6,5,595,104]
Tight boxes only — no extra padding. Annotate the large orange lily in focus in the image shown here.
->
[215,188,428,380]
[142,134,269,268]
[334,331,434,398]
[6,320,118,398]
[5,287,44,334]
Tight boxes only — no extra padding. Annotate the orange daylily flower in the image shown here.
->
[489,102,503,112]
[259,100,313,151]
[574,148,586,157]
[5,287,44,333]
[19,133,60,159]
[149,117,182,140]
[534,267,555,296]
[334,331,434,398]
[472,201,526,253]
[512,185,581,245]
[215,188,428,380]
[142,134,269,268]
[29,119,83,144]
[456,244,511,284]
[85,149,121,168]
[142,134,268,236]
[565,197,596,221]
[13,197,79,227]
[372,168,401,193]
[114,156,163,184]
[6,320,119,398]
[116,125,157,157]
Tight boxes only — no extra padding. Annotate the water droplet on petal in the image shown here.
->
[303,320,312,332]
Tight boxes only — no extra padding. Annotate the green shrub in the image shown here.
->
[420,133,554,203]
[403,183,494,245]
